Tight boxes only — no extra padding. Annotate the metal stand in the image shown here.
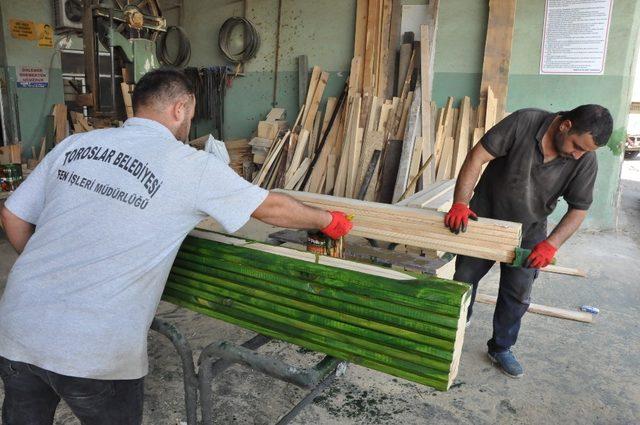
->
[151,317,347,425]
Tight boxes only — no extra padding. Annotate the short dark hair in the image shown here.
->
[559,104,613,147]
[132,68,195,113]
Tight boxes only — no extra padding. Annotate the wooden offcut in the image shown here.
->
[475,293,593,324]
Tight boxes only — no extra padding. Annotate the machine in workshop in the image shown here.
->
[79,0,166,118]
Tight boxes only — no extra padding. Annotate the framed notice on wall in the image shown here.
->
[540,0,614,75]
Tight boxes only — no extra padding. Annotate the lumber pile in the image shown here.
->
[249,1,511,196]
[250,108,288,168]
[277,190,522,263]
[0,144,21,165]
[70,111,94,134]
[52,104,68,144]
[225,139,252,177]
[163,230,472,391]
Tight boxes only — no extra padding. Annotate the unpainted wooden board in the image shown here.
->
[353,0,368,94]
[451,96,471,178]
[436,136,454,181]
[479,0,516,120]
[277,190,522,263]
[475,293,593,323]
[485,85,498,131]
[302,71,329,133]
[363,0,381,95]
[355,130,385,194]
[392,84,421,203]
[420,25,435,186]
[285,129,310,185]
[301,67,322,126]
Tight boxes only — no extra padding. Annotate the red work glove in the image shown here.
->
[444,203,478,234]
[321,211,353,239]
[525,240,558,269]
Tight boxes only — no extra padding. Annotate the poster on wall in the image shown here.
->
[37,23,54,48]
[16,66,49,88]
[540,0,614,75]
[8,19,37,40]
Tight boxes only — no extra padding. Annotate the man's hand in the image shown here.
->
[525,240,557,269]
[321,211,353,239]
[444,203,478,234]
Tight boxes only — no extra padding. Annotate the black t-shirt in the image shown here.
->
[470,108,597,230]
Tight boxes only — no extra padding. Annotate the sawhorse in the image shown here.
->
[151,317,347,425]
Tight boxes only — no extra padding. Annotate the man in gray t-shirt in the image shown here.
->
[0,69,352,424]
[443,105,612,378]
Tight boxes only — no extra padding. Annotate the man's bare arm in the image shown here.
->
[251,192,332,230]
[0,205,35,254]
[453,144,495,204]
[547,208,587,248]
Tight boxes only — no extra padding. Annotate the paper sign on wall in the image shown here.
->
[9,19,37,40]
[540,0,614,75]
[16,66,49,88]
[37,23,54,48]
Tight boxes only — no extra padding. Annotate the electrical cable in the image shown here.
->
[157,25,191,67]
[218,17,260,64]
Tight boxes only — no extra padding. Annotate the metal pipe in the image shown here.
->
[198,339,342,424]
[275,363,346,425]
[150,318,199,425]
[271,0,282,107]
[109,10,117,116]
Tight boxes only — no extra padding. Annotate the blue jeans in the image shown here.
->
[0,356,143,425]
[454,225,545,353]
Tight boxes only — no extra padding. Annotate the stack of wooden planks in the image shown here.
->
[225,139,252,177]
[252,1,443,204]
[430,87,500,184]
[277,190,522,263]
[70,111,94,134]
[163,230,472,391]
[249,108,287,168]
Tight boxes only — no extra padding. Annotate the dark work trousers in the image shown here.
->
[0,356,144,425]
[453,223,546,353]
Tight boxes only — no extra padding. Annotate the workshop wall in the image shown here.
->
[184,0,639,229]
[0,0,65,156]
[1,0,638,229]
[507,1,640,229]
[184,0,354,141]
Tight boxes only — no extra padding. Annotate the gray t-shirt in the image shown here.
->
[0,118,268,379]
[471,108,597,233]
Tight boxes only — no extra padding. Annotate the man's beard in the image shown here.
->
[554,131,573,159]
[175,118,191,142]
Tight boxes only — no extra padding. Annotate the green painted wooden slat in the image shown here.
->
[162,289,452,389]
[169,265,455,350]
[177,247,464,322]
[172,259,459,336]
[166,275,454,364]
[182,237,469,302]
[162,293,451,390]
[182,236,468,297]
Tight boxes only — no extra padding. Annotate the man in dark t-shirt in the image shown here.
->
[444,104,613,378]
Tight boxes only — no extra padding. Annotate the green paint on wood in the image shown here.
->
[608,128,626,156]
[163,235,471,391]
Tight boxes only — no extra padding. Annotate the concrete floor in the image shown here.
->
[1,161,639,424]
